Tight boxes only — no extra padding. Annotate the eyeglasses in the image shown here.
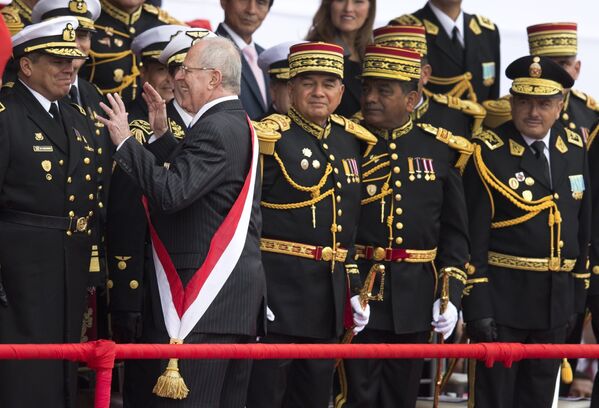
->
[179,64,216,74]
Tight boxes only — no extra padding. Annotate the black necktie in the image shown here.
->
[68,85,80,105]
[49,102,62,126]
[531,140,551,187]
[451,26,465,62]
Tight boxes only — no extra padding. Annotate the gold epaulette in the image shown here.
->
[417,123,474,172]
[565,128,584,148]
[0,102,5,113]
[432,93,487,132]
[571,89,599,112]
[588,122,599,150]
[143,4,186,25]
[475,14,496,31]
[71,103,87,116]
[350,111,363,124]
[472,128,504,151]
[331,114,377,155]
[129,119,152,144]
[1,6,24,35]
[252,115,286,155]
[482,97,512,129]
[389,13,422,26]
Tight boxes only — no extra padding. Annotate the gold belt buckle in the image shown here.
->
[321,246,334,262]
[548,257,561,272]
[76,216,88,232]
[373,247,386,261]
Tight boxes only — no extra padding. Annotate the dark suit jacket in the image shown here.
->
[216,23,270,120]
[113,99,266,336]
[463,122,590,330]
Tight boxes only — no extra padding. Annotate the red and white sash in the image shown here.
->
[141,117,259,341]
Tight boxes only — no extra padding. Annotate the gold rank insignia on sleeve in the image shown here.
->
[331,114,377,155]
[473,129,504,150]
[476,14,496,31]
[565,128,584,148]
[509,139,525,156]
[129,119,152,144]
[423,19,439,35]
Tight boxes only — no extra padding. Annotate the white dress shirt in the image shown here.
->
[428,1,465,47]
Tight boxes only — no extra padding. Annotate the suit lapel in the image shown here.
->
[422,4,464,68]
[549,127,568,191]
[60,102,82,176]
[463,13,480,75]
[16,83,68,154]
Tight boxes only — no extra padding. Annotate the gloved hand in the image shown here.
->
[466,317,498,343]
[350,295,370,334]
[111,311,143,343]
[266,306,275,322]
[431,299,458,340]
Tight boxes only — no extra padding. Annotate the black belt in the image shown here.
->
[0,209,91,234]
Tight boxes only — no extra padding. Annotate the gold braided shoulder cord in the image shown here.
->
[87,50,140,95]
[429,72,477,102]
[473,146,562,262]
[362,161,389,178]
[362,153,389,167]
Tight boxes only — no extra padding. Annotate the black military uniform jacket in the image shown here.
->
[80,0,183,104]
[0,0,32,35]
[586,119,599,297]
[356,119,471,334]
[256,108,376,339]
[0,80,99,407]
[393,4,500,103]
[106,99,188,314]
[462,121,591,330]
[413,92,486,138]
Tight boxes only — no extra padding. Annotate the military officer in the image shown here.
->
[0,16,99,406]
[336,44,471,408]
[372,24,486,138]
[0,0,36,35]
[79,0,183,104]
[246,42,376,408]
[257,40,304,118]
[483,23,599,137]
[462,55,590,408]
[390,0,500,103]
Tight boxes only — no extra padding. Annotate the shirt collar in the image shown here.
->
[222,22,254,49]
[521,130,551,150]
[173,99,194,127]
[189,95,238,128]
[428,1,464,45]
[19,79,54,113]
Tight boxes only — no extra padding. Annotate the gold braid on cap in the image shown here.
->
[511,77,563,96]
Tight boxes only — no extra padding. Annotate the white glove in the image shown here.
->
[431,299,458,340]
[266,306,275,322]
[350,295,370,334]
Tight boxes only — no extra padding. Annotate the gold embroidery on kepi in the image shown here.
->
[527,22,577,57]
[506,55,573,97]
[288,42,344,79]
[373,25,427,56]
[361,45,421,81]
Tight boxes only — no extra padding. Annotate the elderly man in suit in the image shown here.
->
[216,0,273,119]
[98,36,266,407]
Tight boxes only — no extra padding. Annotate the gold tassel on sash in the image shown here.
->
[153,338,190,399]
[561,358,573,384]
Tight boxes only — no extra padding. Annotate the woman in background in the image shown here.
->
[307,0,376,117]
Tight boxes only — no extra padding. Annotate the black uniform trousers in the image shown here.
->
[246,333,338,408]
[472,324,567,408]
[339,329,429,408]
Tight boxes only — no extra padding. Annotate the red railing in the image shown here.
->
[2,341,599,408]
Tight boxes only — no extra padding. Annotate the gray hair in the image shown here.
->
[195,37,241,94]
